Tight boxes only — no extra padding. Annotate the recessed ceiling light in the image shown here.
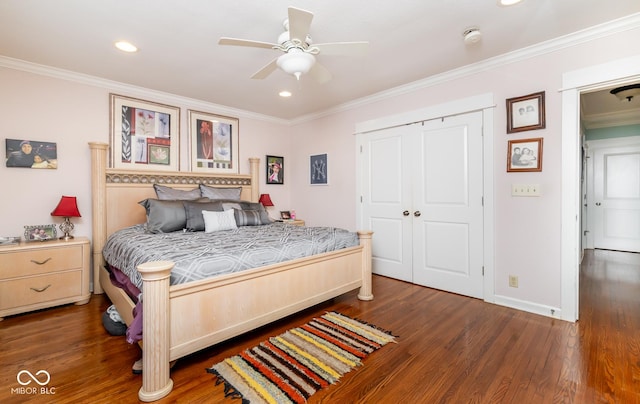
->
[498,0,523,6]
[279,91,292,98]
[115,41,138,53]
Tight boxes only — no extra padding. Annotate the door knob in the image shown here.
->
[414,211,421,217]
[403,210,410,216]
[595,202,601,206]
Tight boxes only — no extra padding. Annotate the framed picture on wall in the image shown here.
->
[266,155,284,184]
[188,110,239,173]
[506,91,546,133]
[310,153,328,185]
[110,94,180,171]
[507,137,543,172]
[5,139,58,169]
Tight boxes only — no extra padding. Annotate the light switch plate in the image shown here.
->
[512,184,541,196]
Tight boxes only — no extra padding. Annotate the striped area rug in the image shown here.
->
[207,311,396,404]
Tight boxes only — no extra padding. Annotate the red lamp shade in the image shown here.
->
[51,196,82,217]
[258,193,274,207]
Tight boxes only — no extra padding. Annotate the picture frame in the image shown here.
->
[280,211,291,220]
[507,138,543,172]
[310,153,328,185]
[506,91,546,133]
[24,224,57,242]
[188,110,239,173]
[266,155,284,184]
[110,94,180,171]
[5,139,58,169]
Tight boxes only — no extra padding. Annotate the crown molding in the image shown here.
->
[582,109,640,129]
[291,12,640,125]
[0,56,289,126]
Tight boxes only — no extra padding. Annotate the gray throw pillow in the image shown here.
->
[183,200,224,231]
[154,184,202,200]
[138,199,187,233]
[199,185,242,200]
[234,209,263,226]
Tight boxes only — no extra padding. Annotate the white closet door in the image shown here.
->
[593,145,640,253]
[411,112,484,299]
[360,124,418,282]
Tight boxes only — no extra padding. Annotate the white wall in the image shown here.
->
[0,66,293,240]
[288,26,640,313]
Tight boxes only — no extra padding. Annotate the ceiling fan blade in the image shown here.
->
[288,7,314,41]
[251,58,279,79]
[314,41,370,56]
[218,37,277,50]
[308,61,332,84]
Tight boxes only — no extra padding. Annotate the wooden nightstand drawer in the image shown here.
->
[0,270,82,310]
[0,244,84,279]
[0,237,90,320]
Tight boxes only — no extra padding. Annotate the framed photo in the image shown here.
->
[310,153,328,185]
[110,94,180,171]
[24,224,57,241]
[188,110,239,173]
[506,91,546,133]
[5,139,58,169]
[280,211,291,220]
[507,138,543,172]
[266,155,284,184]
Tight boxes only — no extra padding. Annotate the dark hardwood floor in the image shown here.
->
[1,249,639,403]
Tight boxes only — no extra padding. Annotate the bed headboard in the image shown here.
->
[88,142,259,293]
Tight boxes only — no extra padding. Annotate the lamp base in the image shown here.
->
[58,217,75,241]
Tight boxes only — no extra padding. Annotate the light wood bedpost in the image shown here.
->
[249,157,260,202]
[89,142,108,294]
[357,231,374,301]
[137,261,174,402]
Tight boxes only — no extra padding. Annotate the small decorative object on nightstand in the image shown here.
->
[51,195,81,240]
[0,237,91,320]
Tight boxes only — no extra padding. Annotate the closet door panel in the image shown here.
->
[361,126,417,282]
[413,112,484,299]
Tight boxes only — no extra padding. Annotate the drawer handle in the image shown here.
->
[30,258,52,265]
[30,284,52,293]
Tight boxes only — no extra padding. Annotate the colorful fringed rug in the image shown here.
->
[207,311,396,404]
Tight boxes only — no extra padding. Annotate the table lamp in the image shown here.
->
[259,194,275,220]
[51,196,81,240]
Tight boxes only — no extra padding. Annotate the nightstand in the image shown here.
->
[287,219,305,226]
[0,237,91,320]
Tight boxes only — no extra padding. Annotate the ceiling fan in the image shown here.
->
[218,7,369,83]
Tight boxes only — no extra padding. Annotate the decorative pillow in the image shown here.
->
[221,202,242,211]
[153,184,202,200]
[183,200,224,231]
[233,209,263,226]
[203,209,238,233]
[199,185,242,201]
[138,199,187,233]
[240,202,272,225]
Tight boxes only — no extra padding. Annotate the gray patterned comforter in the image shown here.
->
[102,223,359,290]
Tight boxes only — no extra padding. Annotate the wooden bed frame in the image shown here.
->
[88,142,373,402]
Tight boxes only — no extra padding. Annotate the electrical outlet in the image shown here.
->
[509,275,519,288]
[511,184,541,197]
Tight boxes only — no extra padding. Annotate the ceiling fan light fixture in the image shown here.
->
[610,84,640,102]
[277,50,315,80]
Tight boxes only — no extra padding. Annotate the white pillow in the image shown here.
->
[202,209,238,233]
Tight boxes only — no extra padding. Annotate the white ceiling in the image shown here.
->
[1,1,640,122]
